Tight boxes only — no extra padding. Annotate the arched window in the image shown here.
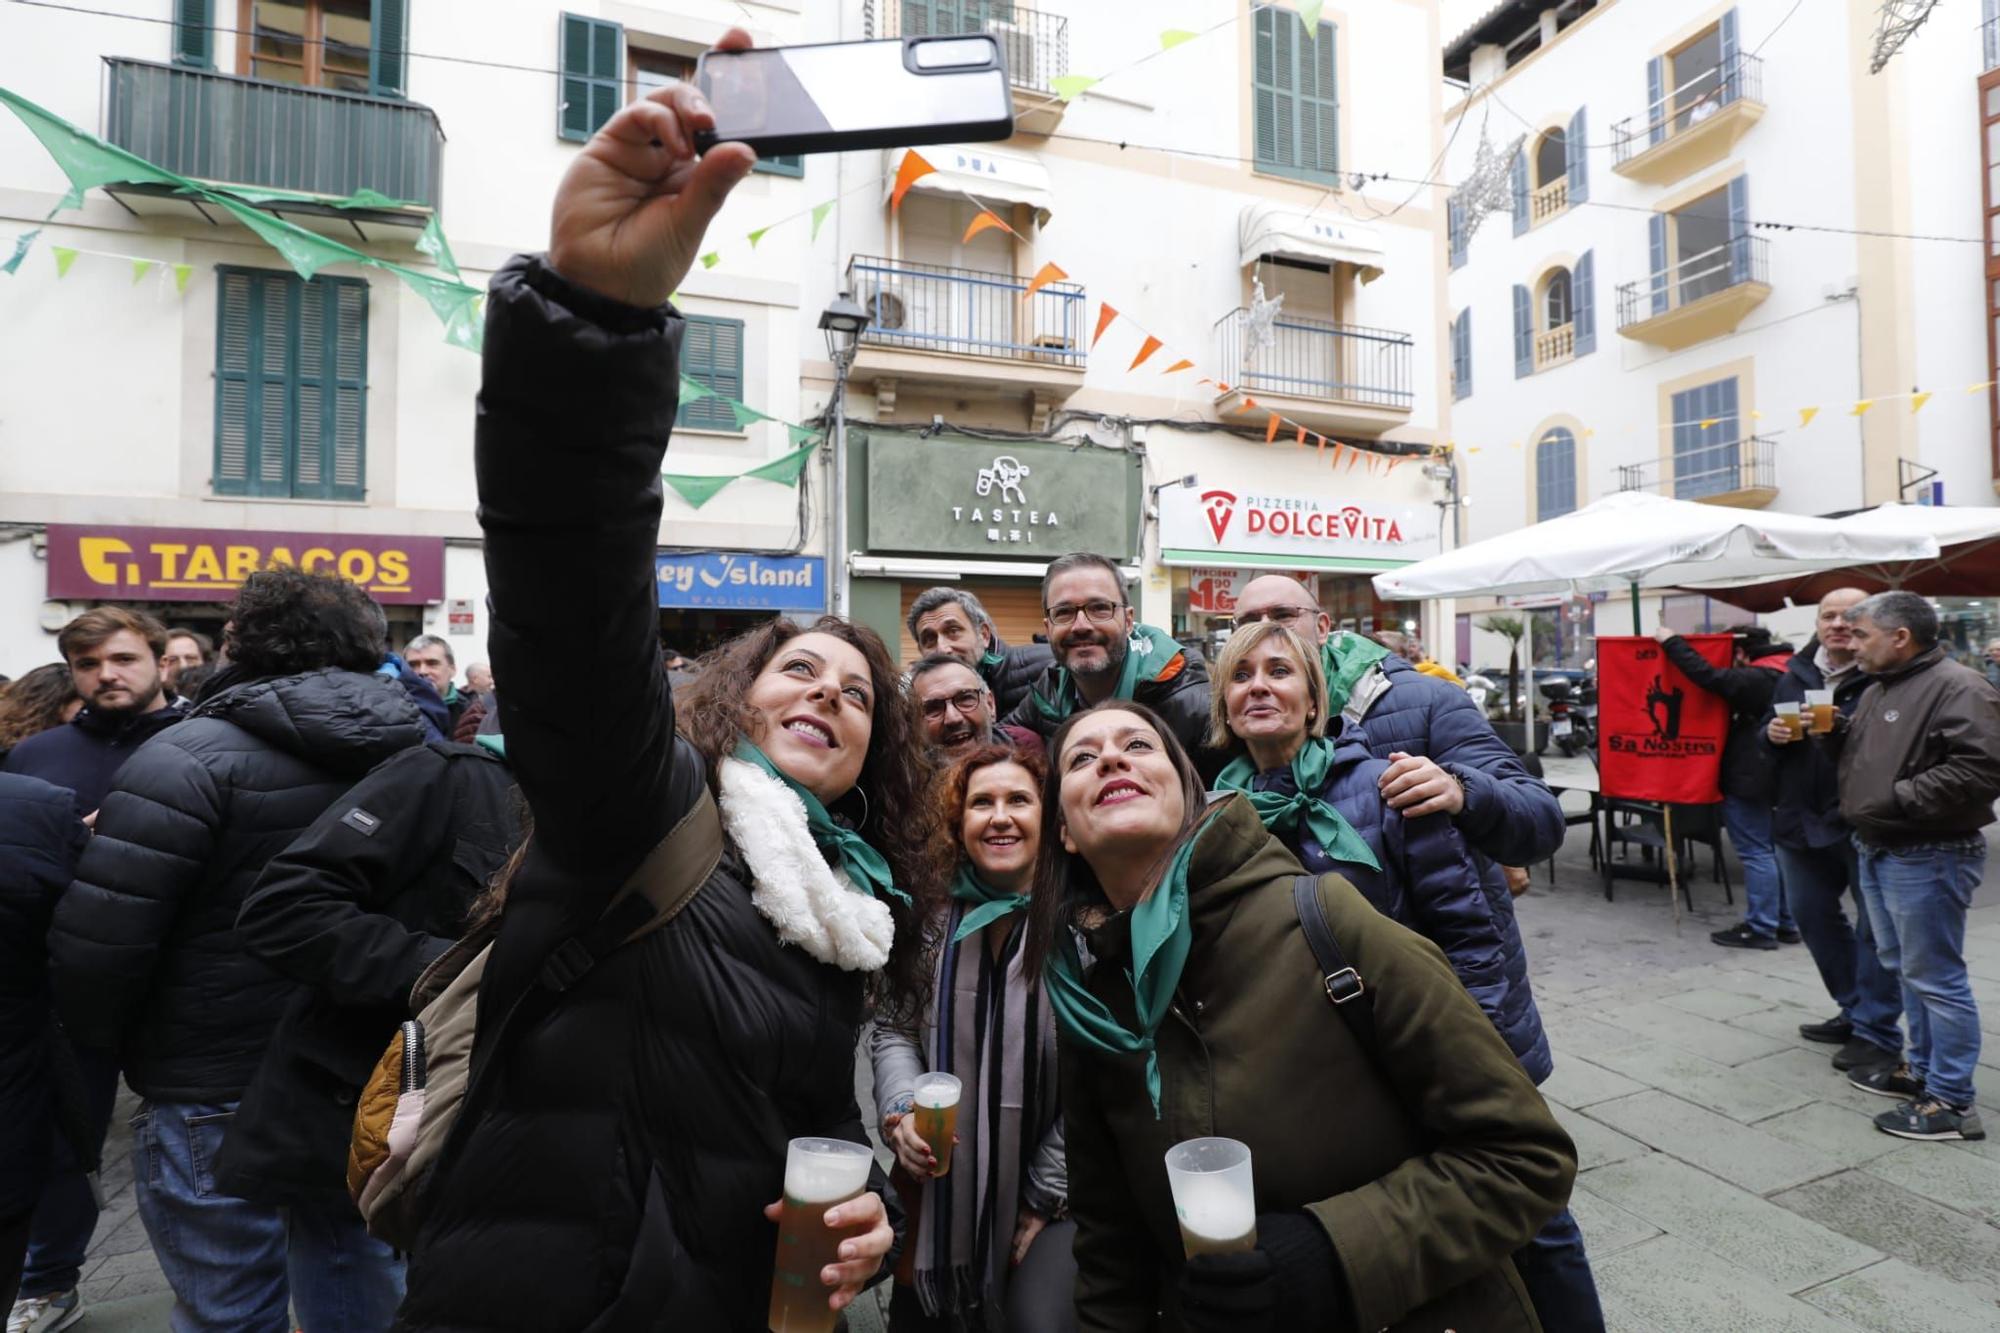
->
[1535,128,1567,188]
[1537,427,1578,519]
[1542,268,1574,331]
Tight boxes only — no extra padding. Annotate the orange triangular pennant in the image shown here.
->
[1265,413,1282,444]
[1023,261,1068,300]
[891,150,936,210]
[1346,449,1361,472]
[1129,335,1163,370]
[1295,424,1307,446]
[1162,358,1194,375]
[1328,443,1344,469]
[1314,434,1327,457]
[1093,303,1121,349]
[962,210,1009,243]
[1234,396,1260,414]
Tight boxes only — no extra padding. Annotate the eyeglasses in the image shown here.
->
[920,688,987,720]
[1236,605,1313,627]
[1046,599,1125,628]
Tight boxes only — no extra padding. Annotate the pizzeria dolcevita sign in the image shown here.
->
[1157,480,1435,563]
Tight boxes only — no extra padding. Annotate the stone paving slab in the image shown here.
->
[1593,1234,1862,1333]
[1565,1181,1663,1258]
[1590,1040,1817,1123]
[1731,1046,1896,1116]
[1595,998,1793,1067]
[1772,1172,2000,1302]
[1655,985,1777,1022]
[1723,1003,1850,1056]
[1800,1258,2000,1333]
[1752,1101,1903,1170]
[1538,1053,1649,1110]
[1549,1099,1654,1172]
[1539,1009,1655,1059]
[1584,1090,1842,1195]
[1862,1141,2000,1224]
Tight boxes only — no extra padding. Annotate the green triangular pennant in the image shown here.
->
[809,200,835,242]
[786,423,820,447]
[416,214,460,278]
[729,400,773,429]
[1300,0,1326,32]
[1049,75,1098,101]
[1160,29,1197,50]
[699,251,721,270]
[678,374,716,402]
[747,227,770,249]
[662,471,737,509]
[172,262,193,294]
[131,258,154,284]
[1,228,38,276]
[741,443,816,488]
[50,245,77,277]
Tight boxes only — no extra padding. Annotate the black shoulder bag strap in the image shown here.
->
[1291,873,1379,1057]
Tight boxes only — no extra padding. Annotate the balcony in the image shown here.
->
[1212,311,1414,437]
[1530,177,1569,226]
[102,58,443,234]
[1611,52,1764,185]
[1534,324,1575,372]
[1618,435,1777,508]
[877,2,1070,135]
[1616,235,1770,351]
[845,254,1086,425]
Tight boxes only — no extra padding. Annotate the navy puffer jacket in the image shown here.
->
[1250,726,1553,1083]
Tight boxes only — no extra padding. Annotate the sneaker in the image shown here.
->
[1710,923,1779,951]
[1874,1098,1987,1141]
[1775,926,1802,944]
[1799,1015,1854,1044]
[7,1291,81,1333]
[1831,1037,1899,1071]
[1848,1062,1925,1099]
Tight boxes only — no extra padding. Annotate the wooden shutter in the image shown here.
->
[1448,195,1466,269]
[297,282,327,496]
[1297,21,1338,180]
[1252,7,1292,173]
[1718,9,1741,104]
[1726,176,1751,285]
[371,0,408,98]
[677,315,745,431]
[1510,145,1528,236]
[1648,213,1669,314]
[1566,106,1588,204]
[330,281,369,499]
[213,269,366,500]
[173,0,212,69]
[1512,284,1532,379]
[560,14,623,142]
[1646,56,1666,144]
[214,270,254,493]
[1573,250,1596,356]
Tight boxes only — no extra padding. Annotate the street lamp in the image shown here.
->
[1146,472,1200,519]
[818,291,869,617]
[1423,459,1462,552]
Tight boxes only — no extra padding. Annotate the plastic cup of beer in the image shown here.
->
[1164,1137,1257,1260]
[1806,689,1835,735]
[912,1073,962,1177]
[768,1137,873,1333]
[1775,701,1805,740]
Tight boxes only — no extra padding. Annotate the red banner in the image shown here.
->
[45,525,445,606]
[1596,634,1732,803]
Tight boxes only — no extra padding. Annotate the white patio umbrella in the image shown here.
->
[1677,502,2000,611]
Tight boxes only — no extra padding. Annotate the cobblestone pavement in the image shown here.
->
[74,803,2000,1331]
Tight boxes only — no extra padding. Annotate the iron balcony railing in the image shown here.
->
[875,2,1068,98]
[1615,233,1769,329]
[1986,15,2000,71]
[847,255,1085,365]
[1618,434,1777,501]
[103,58,444,211]
[1611,51,1764,164]
[1214,310,1414,410]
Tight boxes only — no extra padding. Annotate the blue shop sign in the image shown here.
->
[656,552,825,611]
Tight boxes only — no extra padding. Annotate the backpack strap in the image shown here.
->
[1291,873,1378,1057]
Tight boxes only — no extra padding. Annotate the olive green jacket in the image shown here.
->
[1063,794,1576,1332]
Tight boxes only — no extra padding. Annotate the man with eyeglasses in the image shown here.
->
[909,655,1042,758]
[906,587,1053,718]
[1002,552,1212,758]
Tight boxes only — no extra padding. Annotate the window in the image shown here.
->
[1536,428,1578,519]
[1448,193,1467,269]
[1987,0,2000,71]
[1253,6,1338,185]
[1670,376,1741,500]
[1532,267,1574,368]
[1542,269,1573,331]
[560,12,624,141]
[1534,130,1566,190]
[901,1,1017,33]
[1451,309,1472,400]
[1648,9,1740,143]
[214,268,368,501]
[677,314,745,432]
[1648,178,1750,315]
[241,0,402,95]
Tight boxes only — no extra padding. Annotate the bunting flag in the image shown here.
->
[2,227,38,275]
[1023,261,1067,300]
[728,400,773,430]
[1233,397,1260,414]
[1294,424,1307,446]
[1129,335,1162,370]
[1299,0,1327,31]
[699,252,721,269]
[662,441,818,510]
[1799,406,1820,427]
[130,258,153,284]
[416,214,460,278]
[1314,434,1327,458]
[1160,29,1198,50]
[810,200,836,242]
[1910,391,1933,414]
[1346,448,1362,472]
[1851,399,1874,416]
[1328,442,1344,469]
[1970,380,1996,394]
[1049,75,1099,101]
[1092,303,1120,348]
[50,245,77,277]
[962,210,1008,243]
[172,262,193,294]
[1264,413,1281,443]
[747,226,770,249]
[786,424,820,447]
[1162,358,1194,374]
[891,150,936,210]
[661,471,736,510]
[679,374,716,402]
[1698,418,1717,430]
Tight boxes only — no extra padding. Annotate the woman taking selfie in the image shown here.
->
[870,745,1073,1333]
[396,30,937,1330]
[1025,700,1575,1331]
[1209,622,1601,1329]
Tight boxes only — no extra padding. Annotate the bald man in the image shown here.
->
[1763,587,1903,1074]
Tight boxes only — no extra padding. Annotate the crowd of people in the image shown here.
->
[0,34,1988,1332]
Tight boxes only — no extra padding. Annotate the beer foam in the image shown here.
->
[1172,1174,1255,1242]
[786,1157,871,1205]
[914,1075,959,1109]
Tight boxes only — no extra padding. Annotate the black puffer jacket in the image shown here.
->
[48,670,424,1102]
[978,630,1053,718]
[1660,635,1793,801]
[1765,642,1870,850]
[397,257,896,1332]
[216,740,522,1204]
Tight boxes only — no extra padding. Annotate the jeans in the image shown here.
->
[19,1045,121,1297]
[1854,838,1985,1109]
[1512,1207,1604,1332]
[887,1218,1078,1333]
[1775,840,1902,1054]
[1723,796,1792,937]
[130,1102,404,1333]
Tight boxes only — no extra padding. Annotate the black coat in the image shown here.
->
[978,631,1053,718]
[0,774,88,1217]
[398,257,895,1332]
[1002,639,1213,759]
[0,699,187,816]
[48,670,425,1103]
[1660,636,1791,801]
[1765,642,1869,850]
[215,741,522,1204]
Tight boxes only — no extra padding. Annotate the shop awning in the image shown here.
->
[886,145,1054,225]
[1239,203,1385,283]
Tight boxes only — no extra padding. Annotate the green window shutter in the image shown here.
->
[214,269,254,494]
[676,315,746,431]
[1297,21,1337,179]
[290,277,370,501]
[371,0,408,98]
[755,155,805,178]
[559,13,624,142]
[1253,9,1335,183]
[330,282,368,501]
[297,281,327,496]
[174,0,213,70]
[256,278,293,496]
[1253,7,1280,168]
[213,269,367,500]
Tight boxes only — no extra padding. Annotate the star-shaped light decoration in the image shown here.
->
[1456,109,1524,242]
[1238,274,1285,369]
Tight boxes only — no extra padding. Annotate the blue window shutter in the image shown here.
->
[1513,284,1532,378]
[559,14,624,142]
[1726,175,1751,285]
[677,315,746,431]
[1646,57,1666,145]
[370,0,407,98]
[174,0,213,68]
[1567,107,1588,204]
[1574,251,1596,356]
[1448,196,1466,269]
[1511,146,1529,236]
[1538,429,1577,518]
[1462,307,1472,396]
[1718,9,1741,105]
[1648,213,1669,315]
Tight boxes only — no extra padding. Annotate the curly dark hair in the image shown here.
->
[675,615,949,1026]
[0,663,81,752]
[222,568,384,678]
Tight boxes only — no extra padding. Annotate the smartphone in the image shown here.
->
[692,37,1014,158]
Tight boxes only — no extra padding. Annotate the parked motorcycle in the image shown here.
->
[1540,674,1598,759]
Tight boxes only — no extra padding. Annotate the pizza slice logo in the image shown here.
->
[1200,490,1238,543]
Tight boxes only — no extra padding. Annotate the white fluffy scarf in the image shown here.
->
[716,756,895,972]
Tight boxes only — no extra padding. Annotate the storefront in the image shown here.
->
[845,429,1143,663]
[655,551,827,656]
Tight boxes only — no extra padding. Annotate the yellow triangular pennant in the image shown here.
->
[1799,406,1820,427]
[1851,399,1874,416]
[1910,391,1933,414]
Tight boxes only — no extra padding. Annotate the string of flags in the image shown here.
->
[660,438,818,511]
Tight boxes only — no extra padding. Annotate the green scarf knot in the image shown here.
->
[1322,631,1390,716]
[949,864,1031,943]
[732,739,910,906]
[1213,737,1381,872]
[1030,623,1186,723]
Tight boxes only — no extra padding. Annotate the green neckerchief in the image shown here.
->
[445,684,464,706]
[949,863,1031,943]
[1030,623,1185,723]
[1322,631,1391,715]
[1043,816,1210,1116]
[473,734,505,760]
[732,739,911,906]
[980,644,1007,672]
[1213,736,1381,872]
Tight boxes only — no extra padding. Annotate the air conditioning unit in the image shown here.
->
[859,283,907,331]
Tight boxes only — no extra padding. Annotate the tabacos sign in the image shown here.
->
[45,525,446,605]
[1161,483,1426,560]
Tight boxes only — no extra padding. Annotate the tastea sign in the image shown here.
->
[864,433,1137,561]
[1159,481,1435,563]
[45,524,444,605]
